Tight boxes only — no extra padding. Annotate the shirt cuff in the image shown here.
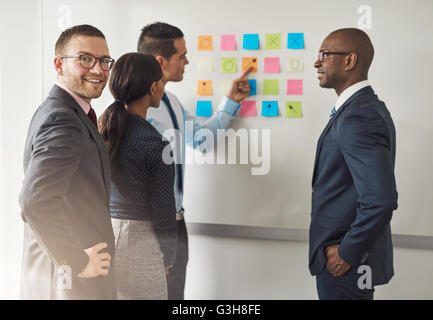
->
[219,96,241,116]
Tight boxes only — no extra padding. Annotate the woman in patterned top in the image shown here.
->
[98,53,177,300]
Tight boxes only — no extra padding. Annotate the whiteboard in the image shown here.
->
[40,0,433,236]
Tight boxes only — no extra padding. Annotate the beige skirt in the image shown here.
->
[112,218,167,300]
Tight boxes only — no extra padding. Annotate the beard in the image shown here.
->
[61,73,107,101]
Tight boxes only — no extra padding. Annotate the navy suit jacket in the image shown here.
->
[309,86,398,286]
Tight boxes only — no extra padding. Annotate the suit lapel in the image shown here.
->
[49,85,111,199]
[312,86,374,184]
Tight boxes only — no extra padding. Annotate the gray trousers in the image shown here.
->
[112,218,167,300]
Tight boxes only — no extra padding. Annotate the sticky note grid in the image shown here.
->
[196,32,305,118]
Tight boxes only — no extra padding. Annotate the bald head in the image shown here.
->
[328,28,374,76]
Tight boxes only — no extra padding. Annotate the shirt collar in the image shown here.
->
[334,80,370,112]
[56,81,91,115]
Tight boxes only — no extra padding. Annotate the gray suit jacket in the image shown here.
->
[19,85,116,299]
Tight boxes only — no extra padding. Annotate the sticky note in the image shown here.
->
[197,80,213,96]
[287,79,303,95]
[248,79,257,95]
[198,35,213,51]
[221,34,236,50]
[263,79,279,95]
[219,79,232,95]
[243,34,259,50]
[197,57,214,73]
[242,57,258,73]
[196,101,213,117]
[285,101,303,118]
[287,57,304,72]
[287,33,304,49]
[221,57,237,73]
[240,100,257,117]
[264,57,280,73]
[265,33,281,49]
[261,101,279,117]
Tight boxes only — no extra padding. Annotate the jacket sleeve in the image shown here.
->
[19,111,89,276]
[336,106,398,266]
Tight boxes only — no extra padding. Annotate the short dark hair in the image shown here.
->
[55,24,105,55]
[137,22,184,59]
[98,53,162,172]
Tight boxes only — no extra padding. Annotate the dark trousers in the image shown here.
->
[316,265,375,300]
[167,218,189,300]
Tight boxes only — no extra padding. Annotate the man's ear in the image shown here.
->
[54,56,64,76]
[344,52,358,71]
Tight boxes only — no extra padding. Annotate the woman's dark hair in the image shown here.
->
[98,52,162,172]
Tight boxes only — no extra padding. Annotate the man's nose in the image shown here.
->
[90,59,104,74]
[313,59,321,68]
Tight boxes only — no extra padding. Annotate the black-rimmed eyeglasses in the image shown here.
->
[317,51,353,62]
[60,54,115,71]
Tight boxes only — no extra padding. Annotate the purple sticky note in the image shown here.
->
[221,34,236,50]
[287,79,303,95]
[264,57,280,73]
[240,100,257,117]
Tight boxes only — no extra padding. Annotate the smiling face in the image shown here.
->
[55,35,111,103]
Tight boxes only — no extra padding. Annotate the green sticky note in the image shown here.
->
[221,57,237,73]
[265,33,282,49]
[285,101,303,118]
[263,79,279,95]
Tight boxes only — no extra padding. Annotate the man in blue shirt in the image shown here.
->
[137,22,251,299]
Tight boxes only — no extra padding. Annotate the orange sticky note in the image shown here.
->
[197,80,213,96]
[242,57,258,73]
[198,35,213,51]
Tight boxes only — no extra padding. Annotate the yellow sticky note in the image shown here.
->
[197,80,213,96]
[242,57,258,73]
[219,79,232,95]
[287,57,304,72]
[198,35,213,51]
[198,57,214,73]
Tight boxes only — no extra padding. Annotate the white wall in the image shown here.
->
[0,0,42,299]
[186,234,433,299]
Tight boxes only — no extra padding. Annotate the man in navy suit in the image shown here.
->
[309,28,398,300]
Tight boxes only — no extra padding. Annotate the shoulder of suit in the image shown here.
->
[36,97,84,130]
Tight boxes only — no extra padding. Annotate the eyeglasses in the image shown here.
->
[317,51,353,62]
[60,54,115,71]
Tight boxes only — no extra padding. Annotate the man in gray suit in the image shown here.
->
[19,24,116,299]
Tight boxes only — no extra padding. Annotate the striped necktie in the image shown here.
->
[330,106,337,118]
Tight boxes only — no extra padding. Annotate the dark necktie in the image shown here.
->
[162,93,183,194]
[88,107,98,128]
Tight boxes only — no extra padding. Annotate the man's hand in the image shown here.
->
[325,244,351,277]
[78,242,111,278]
[165,265,174,276]
[227,67,253,102]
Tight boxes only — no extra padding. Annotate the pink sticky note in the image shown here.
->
[287,79,303,95]
[221,34,236,50]
[240,100,257,117]
[264,57,280,73]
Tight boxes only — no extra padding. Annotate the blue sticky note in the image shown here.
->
[261,101,279,117]
[287,33,304,49]
[243,34,259,50]
[196,101,212,117]
[248,79,257,96]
